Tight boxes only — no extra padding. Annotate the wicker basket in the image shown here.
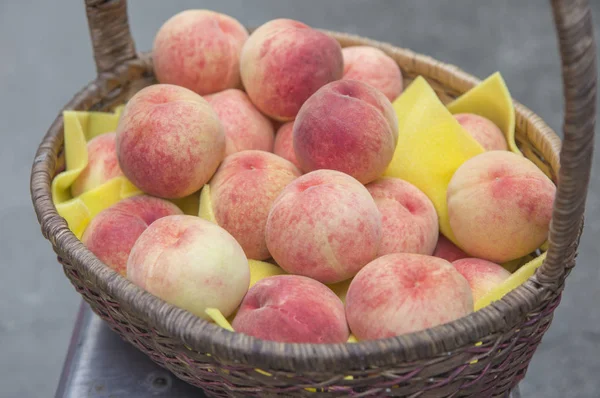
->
[31,1,596,397]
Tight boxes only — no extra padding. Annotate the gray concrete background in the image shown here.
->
[1,1,598,397]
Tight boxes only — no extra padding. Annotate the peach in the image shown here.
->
[127,215,250,319]
[366,177,438,256]
[232,275,349,343]
[433,234,468,262]
[345,253,473,340]
[240,19,343,121]
[265,169,382,284]
[71,132,124,197]
[453,258,511,302]
[205,89,274,155]
[273,122,301,169]
[293,80,398,184]
[447,151,556,263]
[342,46,403,101]
[454,113,508,151]
[210,150,301,260]
[81,195,183,276]
[152,10,248,95]
[116,84,225,199]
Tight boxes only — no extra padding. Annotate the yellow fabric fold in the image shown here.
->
[51,107,142,238]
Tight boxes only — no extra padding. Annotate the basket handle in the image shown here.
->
[538,0,597,286]
[82,0,596,285]
[85,0,137,75]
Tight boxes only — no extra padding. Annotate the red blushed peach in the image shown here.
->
[81,195,183,276]
[345,254,473,340]
[293,80,398,184]
[71,132,124,197]
[273,122,301,169]
[210,150,301,260]
[127,215,250,319]
[232,275,349,343]
[453,258,511,302]
[240,19,343,121]
[116,84,225,199]
[205,89,274,155]
[454,113,508,151]
[447,151,556,263]
[265,169,382,284]
[342,46,403,102]
[366,177,438,256]
[153,10,248,95]
[433,234,468,262]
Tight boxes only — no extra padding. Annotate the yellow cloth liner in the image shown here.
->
[248,259,286,287]
[52,107,126,204]
[51,108,143,238]
[204,308,234,332]
[170,192,201,218]
[198,184,217,222]
[327,278,352,304]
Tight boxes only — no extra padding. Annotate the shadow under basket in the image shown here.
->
[31,1,597,397]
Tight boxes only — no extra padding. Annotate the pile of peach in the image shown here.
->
[73,10,556,344]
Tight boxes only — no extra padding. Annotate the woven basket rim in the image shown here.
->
[31,30,566,373]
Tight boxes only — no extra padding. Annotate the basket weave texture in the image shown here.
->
[31,1,597,397]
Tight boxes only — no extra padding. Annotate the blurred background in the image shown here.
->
[1,1,599,397]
